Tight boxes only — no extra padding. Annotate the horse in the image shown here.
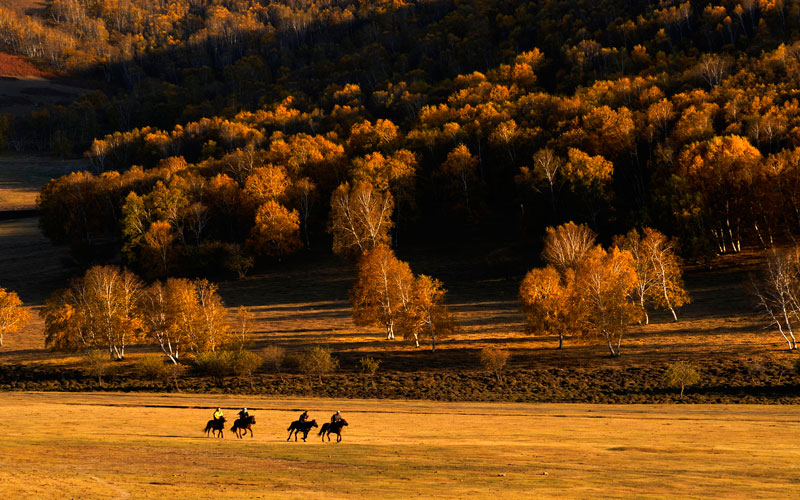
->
[231,415,256,438]
[204,416,226,438]
[287,419,318,442]
[318,419,348,442]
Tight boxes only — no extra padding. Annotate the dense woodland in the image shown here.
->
[0,0,798,272]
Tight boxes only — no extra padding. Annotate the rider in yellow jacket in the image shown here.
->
[213,408,223,421]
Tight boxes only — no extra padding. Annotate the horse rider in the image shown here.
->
[298,410,309,423]
[330,410,342,424]
[213,407,224,421]
[239,407,250,420]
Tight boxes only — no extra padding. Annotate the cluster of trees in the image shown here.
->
[42,265,239,361]
[326,187,456,350]
[519,222,688,356]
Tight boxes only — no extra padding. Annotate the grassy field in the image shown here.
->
[0,392,797,499]
[0,154,87,211]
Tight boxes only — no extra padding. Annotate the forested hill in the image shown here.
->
[4,0,800,276]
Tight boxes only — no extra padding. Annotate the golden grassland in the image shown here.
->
[0,154,86,211]
[0,392,798,499]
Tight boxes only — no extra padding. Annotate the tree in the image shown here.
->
[662,361,700,398]
[753,248,800,351]
[439,144,480,217]
[613,227,689,323]
[519,266,578,349]
[350,244,414,340]
[541,222,596,274]
[42,265,143,360]
[642,228,690,322]
[398,275,456,351]
[576,246,641,357]
[247,200,303,258]
[0,287,31,347]
[329,181,394,259]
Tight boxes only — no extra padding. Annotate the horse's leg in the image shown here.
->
[248,427,253,438]
[337,433,342,443]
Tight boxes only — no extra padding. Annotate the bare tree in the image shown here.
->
[753,248,800,351]
[542,222,596,274]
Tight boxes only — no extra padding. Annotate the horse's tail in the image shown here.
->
[204,421,211,433]
[318,423,329,436]
[287,422,294,431]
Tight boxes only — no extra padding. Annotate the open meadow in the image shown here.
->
[0,392,798,499]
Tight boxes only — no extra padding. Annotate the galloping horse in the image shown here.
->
[318,419,348,442]
[204,416,226,438]
[287,419,318,442]
[231,415,256,438]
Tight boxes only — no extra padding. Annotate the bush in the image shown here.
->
[192,350,235,385]
[262,345,286,373]
[135,354,186,390]
[662,361,700,398]
[359,356,380,388]
[479,348,510,382]
[83,349,111,384]
[232,350,264,389]
[359,356,380,376]
[299,346,338,383]
[135,354,170,380]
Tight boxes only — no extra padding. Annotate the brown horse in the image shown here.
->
[287,419,318,442]
[204,416,226,438]
[318,419,348,442]
[231,415,256,438]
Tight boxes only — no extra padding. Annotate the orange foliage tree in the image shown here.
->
[0,287,31,347]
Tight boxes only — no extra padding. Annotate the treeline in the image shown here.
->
[12,0,800,266]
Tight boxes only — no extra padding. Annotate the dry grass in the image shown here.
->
[0,154,87,210]
[0,392,796,499]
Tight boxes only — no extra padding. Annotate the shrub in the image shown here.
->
[83,349,111,384]
[135,354,170,380]
[262,345,286,373]
[359,356,380,376]
[192,351,235,385]
[662,361,700,398]
[359,356,380,388]
[232,349,263,389]
[299,346,338,383]
[479,347,510,382]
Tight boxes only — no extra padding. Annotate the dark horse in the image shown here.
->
[318,419,348,442]
[231,415,256,438]
[287,419,318,442]
[204,416,226,438]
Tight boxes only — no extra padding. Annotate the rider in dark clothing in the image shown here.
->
[299,411,309,423]
[238,408,250,420]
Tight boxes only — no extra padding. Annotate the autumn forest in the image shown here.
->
[0,0,800,402]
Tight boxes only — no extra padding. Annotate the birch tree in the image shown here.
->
[350,244,413,340]
[329,181,394,259]
[43,265,143,360]
[398,275,456,351]
[541,221,596,274]
[753,248,800,351]
[614,227,689,323]
[0,287,31,347]
[576,246,641,357]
